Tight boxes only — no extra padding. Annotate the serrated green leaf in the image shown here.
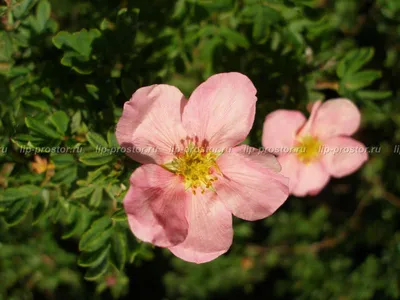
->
[79,216,113,252]
[78,244,110,267]
[25,116,63,139]
[86,132,108,148]
[49,111,69,134]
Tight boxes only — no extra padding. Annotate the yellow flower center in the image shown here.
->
[295,135,322,164]
[163,143,221,195]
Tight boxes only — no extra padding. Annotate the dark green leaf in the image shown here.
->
[342,70,382,91]
[1,185,40,202]
[3,199,32,226]
[49,111,69,134]
[86,132,108,149]
[79,151,114,166]
[71,186,95,199]
[25,116,63,139]
[110,232,127,270]
[79,216,113,252]
[337,48,375,78]
[78,244,111,267]
[84,255,109,281]
[35,0,51,32]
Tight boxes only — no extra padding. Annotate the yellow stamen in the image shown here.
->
[163,142,221,194]
[295,135,322,164]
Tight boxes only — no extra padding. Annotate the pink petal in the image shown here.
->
[124,164,189,248]
[116,85,187,164]
[277,154,301,193]
[182,72,257,150]
[232,145,282,172]
[309,98,361,140]
[214,146,289,221]
[168,192,233,264]
[321,136,368,178]
[297,100,322,136]
[291,162,330,197]
[262,110,306,154]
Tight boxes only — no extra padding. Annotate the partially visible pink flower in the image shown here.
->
[262,99,368,197]
[116,73,289,264]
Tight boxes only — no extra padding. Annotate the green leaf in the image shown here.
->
[13,0,35,18]
[1,185,41,202]
[22,99,51,111]
[35,0,51,33]
[52,29,101,57]
[78,244,111,267]
[356,90,392,101]
[79,216,113,252]
[0,32,13,62]
[3,199,32,226]
[84,255,109,281]
[111,209,127,222]
[89,187,103,207]
[41,87,54,99]
[52,165,78,184]
[219,27,249,48]
[86,132,108,148]
[342,70,382,91]
[71,186,95,199]
[79,151,114,166]
[62,208,92,239]
[253,8,272,43]
[107,131,119,149]
[337,47,375,78]
[51,153,75,167]
[110,232,127,270]
[25,116,63,139]
[49,111,69,134]
[85,84,99,100]
[32,195,48,224]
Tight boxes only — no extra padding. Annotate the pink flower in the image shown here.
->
[116,73,289,263]
[262,99,368,197]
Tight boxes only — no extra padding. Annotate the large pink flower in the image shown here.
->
[262,99,368,197]
[116,73,289,263]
